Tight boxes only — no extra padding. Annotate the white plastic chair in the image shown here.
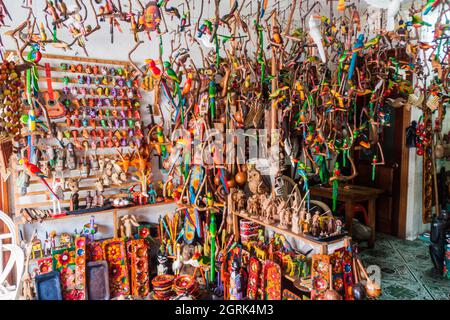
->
[0,210,24,300]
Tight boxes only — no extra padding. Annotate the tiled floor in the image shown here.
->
[359,234,450,300]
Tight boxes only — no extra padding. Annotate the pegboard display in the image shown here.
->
[11,53,153,218]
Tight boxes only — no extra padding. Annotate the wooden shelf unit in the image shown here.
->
[14,200,176,242]
[232,211,350,255]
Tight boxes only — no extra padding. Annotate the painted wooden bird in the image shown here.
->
[260,0,269,18]
[182,73,193,96]
[406,15,432,28]
[163,61,180,84]
[364,35,381,49]
[269,86,289,99]
[19,158,60,200]
[423,0,440,15]
[172,243,183,275]
[144,59,161,78]
[418,42,433,50]
[165,6,180,19]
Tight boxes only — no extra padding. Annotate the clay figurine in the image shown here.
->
[303,211,311,233]
[232,189,246,213]
[94,190,105,207]
[147,183,157,204]
[66,142,77,170]
[119,214,139,238]
[229,258,243,300]
[247,165,268,195]
[311,211,321,237]
[69,191,79,211]
[55,148,66,171]
[157,249,169,275]
[292,210,300,234]
[85,191,93,209]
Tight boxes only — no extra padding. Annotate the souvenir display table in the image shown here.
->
[309,185,384,247]
[0,0,448,302]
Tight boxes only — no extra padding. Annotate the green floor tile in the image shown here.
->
[379,279,433,300]
[359,233,450,300]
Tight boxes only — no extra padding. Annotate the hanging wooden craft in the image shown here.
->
[37,257,53,275]
[246,257,261,300]
[10,53,144,221]
[282,289,302,300]
[422,117,435,223]
[139,1,161,32]
[311,254,331,300]
[102,238,130,298]
[330,248,345,298]
[42,62,65,119]
[0,60,23,142]
[129,239,150,298]
[183,208,197,244]
[52,246,79,300]
[74,236,87,300]
[342,247,354,300]
[262,261,281,300]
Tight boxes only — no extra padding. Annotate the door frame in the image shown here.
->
[396,106,411,238]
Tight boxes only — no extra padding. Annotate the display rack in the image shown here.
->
[10,52,145,217]
[232,211,351,255]
[14,200,175,242]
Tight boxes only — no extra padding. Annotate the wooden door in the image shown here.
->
[355,106,410,237]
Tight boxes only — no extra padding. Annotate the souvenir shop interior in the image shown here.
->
[0,0,449,301]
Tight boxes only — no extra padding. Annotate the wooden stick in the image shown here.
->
[270,11,278,133]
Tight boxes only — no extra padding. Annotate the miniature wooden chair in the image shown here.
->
[0,210,25,300]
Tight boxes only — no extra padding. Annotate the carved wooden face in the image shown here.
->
[247,167,262,194]
[140,2,161,31]
[67,179,79,192]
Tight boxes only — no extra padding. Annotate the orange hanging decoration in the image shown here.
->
[337,0,345,12]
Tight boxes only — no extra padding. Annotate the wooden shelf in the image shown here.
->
[14,200,175,226]
[21,52,133,66]
[233,211,350,254]
[14,207,115,225]
[114,200,175,213]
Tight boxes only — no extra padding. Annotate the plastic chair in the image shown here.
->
[0,210,24,300]
[337,203,369,225]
